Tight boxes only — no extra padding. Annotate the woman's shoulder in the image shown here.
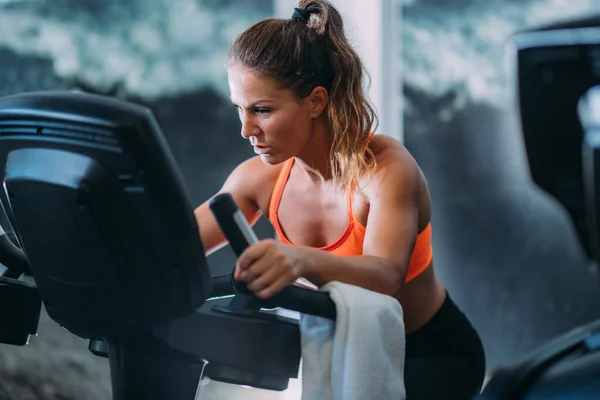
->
[231,156,286,188]
[368,134,418,171]
[231,156,288,208]
[363,134,425,195]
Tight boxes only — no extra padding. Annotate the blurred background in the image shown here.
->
[2,0,600,399]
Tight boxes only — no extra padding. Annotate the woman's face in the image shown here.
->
[228,65,316,165]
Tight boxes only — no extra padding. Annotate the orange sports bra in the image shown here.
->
[268,158,433,283]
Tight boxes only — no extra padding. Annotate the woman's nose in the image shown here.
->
[240,114,259,139]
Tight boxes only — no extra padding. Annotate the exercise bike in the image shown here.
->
[0,90,336,399]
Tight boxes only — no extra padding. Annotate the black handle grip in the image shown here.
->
[268,285,336,320]
[208,193,259,257]
[208,193,336,320]
[209,274,236,298]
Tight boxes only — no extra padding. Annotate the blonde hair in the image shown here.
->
[227,0,378,193]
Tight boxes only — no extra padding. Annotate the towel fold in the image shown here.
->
[300,281,406,400]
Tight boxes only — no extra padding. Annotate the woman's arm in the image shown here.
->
[193,158,264,256]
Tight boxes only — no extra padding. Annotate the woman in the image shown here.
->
[194,1,486,398]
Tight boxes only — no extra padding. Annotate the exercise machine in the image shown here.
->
[478,14,600,399]
[0,91,336,399]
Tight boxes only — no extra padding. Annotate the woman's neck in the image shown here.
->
[293,123,334,185]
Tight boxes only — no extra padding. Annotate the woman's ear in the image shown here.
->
[308,86,329,118]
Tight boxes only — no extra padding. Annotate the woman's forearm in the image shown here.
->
[301,247,405,296]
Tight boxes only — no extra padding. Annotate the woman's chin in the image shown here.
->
[259,153,287,165]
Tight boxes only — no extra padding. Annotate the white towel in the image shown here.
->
[300,281,406,400]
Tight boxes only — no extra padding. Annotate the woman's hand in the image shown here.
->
[234,239,306,299]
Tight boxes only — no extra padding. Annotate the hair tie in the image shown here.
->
[292,7,310,24]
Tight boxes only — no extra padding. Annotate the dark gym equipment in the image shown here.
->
[509,15,600,262]
[0,91,336,399]
[478,15,600,400]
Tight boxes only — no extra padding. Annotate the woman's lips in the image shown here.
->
[253,145,271,155]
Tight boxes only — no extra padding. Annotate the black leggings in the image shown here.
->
[405,292,486,400]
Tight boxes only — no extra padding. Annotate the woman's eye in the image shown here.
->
[255,108,271,115]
